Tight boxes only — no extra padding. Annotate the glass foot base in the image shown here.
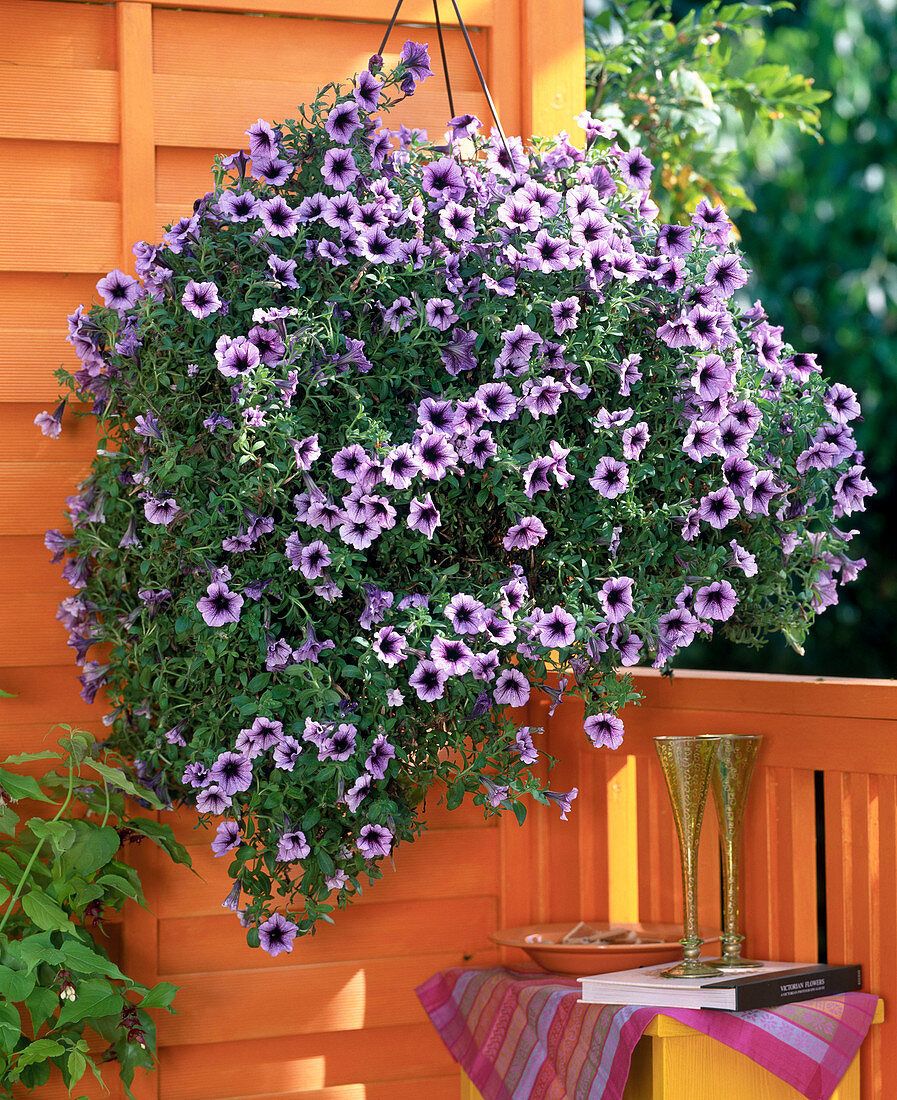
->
[659,960,724,979]
[705,956,762,969]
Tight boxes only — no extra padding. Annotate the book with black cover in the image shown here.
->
[578,960,862,1011]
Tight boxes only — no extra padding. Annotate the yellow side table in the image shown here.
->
[460,1000,884,1100]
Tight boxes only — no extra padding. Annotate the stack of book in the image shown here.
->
[578,961,862,1011]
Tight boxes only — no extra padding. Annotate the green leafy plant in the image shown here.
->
[0,727,190,1097]
[585,0,830,221]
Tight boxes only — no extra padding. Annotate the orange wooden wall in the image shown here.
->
[0,1,584,1097]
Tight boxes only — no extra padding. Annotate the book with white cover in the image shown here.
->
[578,960,862,1011]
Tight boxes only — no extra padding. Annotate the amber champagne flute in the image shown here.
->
[653,736,723,979]
[708,734,763,968]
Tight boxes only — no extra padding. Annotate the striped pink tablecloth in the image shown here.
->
[417,967,879,1100]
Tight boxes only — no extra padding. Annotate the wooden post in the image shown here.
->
[519,0,585,139]
[117,1,155,272]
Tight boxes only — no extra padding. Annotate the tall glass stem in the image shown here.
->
[709,734,762,968]
[654,735,723,979]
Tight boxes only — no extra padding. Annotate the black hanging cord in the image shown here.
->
[432,0,456,122]
[377,0,405,58]
[375,0,514,166]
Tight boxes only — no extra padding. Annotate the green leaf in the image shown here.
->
[127,817,193,868]
[0,771,52,804]
[24,986,59,1034]
[0,1002,20,1052]
[0,962,35,1001]
[57,979,123,1025]
[0,806,19,837]
[64,822,121,876]
[3,751,59,765]
[83,759,165,809]
[21,890,71,932]
[15,1037,65,1070]
[57,937,128,981]
[65,1048,88,1088]
[96,873,140,900]
[138,981,179,1010]
[29,818,76,854]
[9,932,64,972]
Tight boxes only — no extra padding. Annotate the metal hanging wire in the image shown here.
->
[376,0,514,166]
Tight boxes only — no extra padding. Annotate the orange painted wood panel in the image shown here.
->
[0,141,120,202]
[159,894,498,973]
[159,1023,453,1100]
[0,405,99,462]
[0,0,117,67]
[145,0,494,19]
[0,536,70,596]
[150,825,501,919]
[0,664,97,725]
[0,65,118,144]
[0,462,95,534]
[155,951,494,1046]
[0,200,121,272]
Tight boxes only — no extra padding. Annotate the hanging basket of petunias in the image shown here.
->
[41,41,873,954]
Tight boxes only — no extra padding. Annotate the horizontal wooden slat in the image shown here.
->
[159,1023,453,1100]
[0,338,81,400]
[0,592,77,666]
[0,403,99,462]
[160,1079,459,1100]
[630,667,897,720]
[0,140,119,202]
[156,950,495,1045]
[0,0,117,68]
[0,536,70,596]
[0,462,94,533]
[156,146,219,206]
[160,895,497,973]
[152,74,486,151]
[151,825,501,919]
[0,665,101,724]
[148,0,494,26]
[0,64,117,143]
[0,200,120,272]
[0,273,101,327]
[616,706,897,774]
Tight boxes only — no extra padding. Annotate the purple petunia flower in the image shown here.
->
[345,773,372,812]
[476,381,517,422]
[545,787,578,820]
[325,100,362,144]
[692,197,731,246]
[181,280,222,319]
[694,580,738,621]
[430,635,474,676]
[502,516,547,551]
[425,297,459,331]
[446,593,487,635]
[273,736,302,771]
[705,253,748,298]
[589,457,629,499]
[143,496,181,526]
[258,912,298,957]
[414,430,457,479]
[515,726,539,765]
[208,751,253,796]
[439,201,477,242]
[322,147,359,191]
[536,605,576,648]
[366,733,396,779]
[197,580,244,627]
[319,723,358,762]
[217,189,260,222]
[409,659,448,702]
[34,401,66,439]
[683,420,722,463]
[195,783,231,815]
[698,486,740,529]
[550,296,580,335]
[354,69,383,112]
[407,493,441,539]
[277,829,310,862]
[657,223,692,258]
[493,667,530,707]
[357,822,394,859]
[211,819,242,857]
[622,422,649,460]
[599,576,634,623]
[182,762,208,789]
[421,157,466,202]
[618,146,654,190]
[372,625,407,666]
[97,269,141,312]
[585,713,624,750]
